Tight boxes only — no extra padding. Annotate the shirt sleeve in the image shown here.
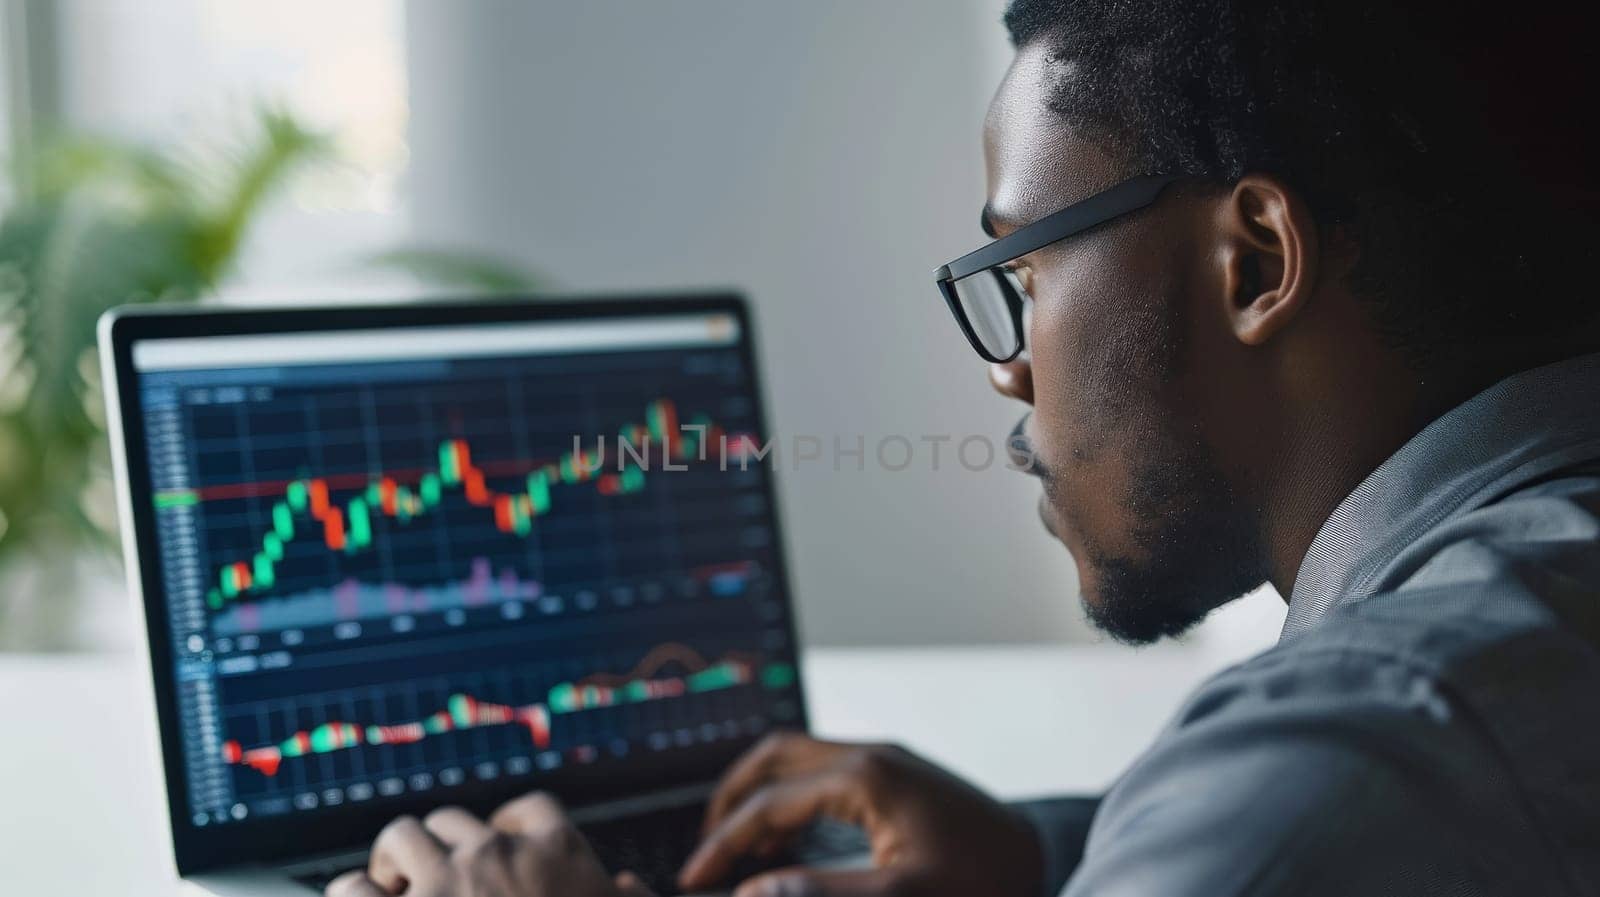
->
[1059,649,1547,897]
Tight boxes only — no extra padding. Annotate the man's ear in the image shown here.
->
[1215,174,1319,346]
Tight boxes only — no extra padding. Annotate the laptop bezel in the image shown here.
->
[99,292,811,875]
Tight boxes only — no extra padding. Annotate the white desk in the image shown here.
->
[0,645,1244,896]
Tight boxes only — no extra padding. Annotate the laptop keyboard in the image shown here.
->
[586,800,708,892]
[294,803,868,895]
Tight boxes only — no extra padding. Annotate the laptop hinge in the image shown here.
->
[566,780,717,825]
[272,847,372,878]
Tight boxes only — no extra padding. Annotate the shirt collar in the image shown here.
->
[1282,351,1600,641]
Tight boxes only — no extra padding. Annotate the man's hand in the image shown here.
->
[325,793,654,897]
[679,734,1043,897]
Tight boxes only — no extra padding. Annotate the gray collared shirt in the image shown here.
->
[1028,352,1600,896]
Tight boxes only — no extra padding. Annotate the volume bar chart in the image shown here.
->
[213,557,536,635]
[211,558,763,636]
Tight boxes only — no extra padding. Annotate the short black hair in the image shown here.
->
[1003,0,1600,370]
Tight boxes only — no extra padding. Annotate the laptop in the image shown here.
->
[99,294,864,896]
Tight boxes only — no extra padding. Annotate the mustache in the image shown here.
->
[1008,413,1049,479]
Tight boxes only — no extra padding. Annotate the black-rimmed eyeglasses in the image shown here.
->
[935,173,1181,363]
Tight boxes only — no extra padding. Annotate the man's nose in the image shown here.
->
[988,357,1034,404]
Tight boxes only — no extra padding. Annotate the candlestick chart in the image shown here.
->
[174,395,767,639]
[181,398,745,609]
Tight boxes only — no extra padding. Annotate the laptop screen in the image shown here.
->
[120,305,803,841]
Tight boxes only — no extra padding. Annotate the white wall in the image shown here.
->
[45,0,410,286]
[404,1,1096,646]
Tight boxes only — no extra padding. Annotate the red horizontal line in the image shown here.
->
[188,457,557,503]
[184,435,749,504]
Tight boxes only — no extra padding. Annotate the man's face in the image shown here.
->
[984,43,1265,643]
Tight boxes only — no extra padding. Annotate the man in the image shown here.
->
[329,1,1600,895]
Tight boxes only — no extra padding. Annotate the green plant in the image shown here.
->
[0,109,534,648]
[0,109,329,647]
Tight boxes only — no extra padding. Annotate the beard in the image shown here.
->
[1077,430,1265,644]
[1042,273,1265,644]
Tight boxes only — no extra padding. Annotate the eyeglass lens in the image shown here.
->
[950,268,1025,361]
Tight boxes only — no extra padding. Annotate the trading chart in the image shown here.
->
[134,316,801,826]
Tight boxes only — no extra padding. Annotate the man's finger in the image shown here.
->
[681,772,860,891]
[703,733,844,835]
[732,866,913,897]
[325,870,389,897]
[615,870,659,897]
[423,805,494,851]
[368,815,446,893]
[490,791,571,841]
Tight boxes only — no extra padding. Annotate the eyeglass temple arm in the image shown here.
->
[936,173,1181,282]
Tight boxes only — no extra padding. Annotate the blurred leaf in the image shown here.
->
[3,198,198,435]
[188,107,332,283]
[19,134,187,205]
[366,246,541,293]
